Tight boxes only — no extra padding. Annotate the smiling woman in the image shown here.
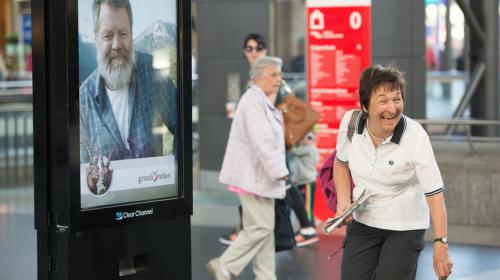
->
[359,65,406,145]
[333,65,453,280]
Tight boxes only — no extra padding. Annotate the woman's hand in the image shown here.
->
[333,159,353,226]
[426,193,452,279]
[335,199,353,226]
[433,242,453,279]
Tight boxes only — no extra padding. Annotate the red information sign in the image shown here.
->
[307,0,371,219]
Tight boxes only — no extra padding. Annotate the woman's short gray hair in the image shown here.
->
[250,56,283,81]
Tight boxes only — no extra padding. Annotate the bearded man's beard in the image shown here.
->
[98,47,135,90]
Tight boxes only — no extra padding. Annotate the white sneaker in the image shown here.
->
[207,258,231,280]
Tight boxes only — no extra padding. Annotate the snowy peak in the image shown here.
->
[134,20,176,54]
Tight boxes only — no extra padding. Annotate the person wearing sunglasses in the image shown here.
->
[221,33,318,250]
[219,33,268,246]
[242,33,268,67]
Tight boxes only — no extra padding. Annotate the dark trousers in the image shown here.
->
[285,185,311,228]
[298,182,316,226]
[341,220,425,280]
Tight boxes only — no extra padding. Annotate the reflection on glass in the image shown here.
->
[78,0,178,207]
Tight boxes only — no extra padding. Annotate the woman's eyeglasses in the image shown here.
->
[244,45,265,53]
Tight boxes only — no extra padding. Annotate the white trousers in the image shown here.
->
[220,194,276,280]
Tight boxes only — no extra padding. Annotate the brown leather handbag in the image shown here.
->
[277,87,321,149]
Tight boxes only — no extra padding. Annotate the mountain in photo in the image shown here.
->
[134,20,177,54]
[79,33,97,84]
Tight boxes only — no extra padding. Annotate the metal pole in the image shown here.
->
[5,113,10,185]
[452,62,485,118]
[24,113,29,184]
[447,62,486,135]
[444,0,452,70]
[465,124,474,152]
[468,0,499,136]
[14,114,19,184]
[455,0,487,45]
[442,0,453,99]
[482,0,499,136]
[1,114,5,186]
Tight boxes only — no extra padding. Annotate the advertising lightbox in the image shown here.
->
[33,0,192,277]
[78,0,180,210]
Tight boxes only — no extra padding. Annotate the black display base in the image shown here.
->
[38,218,191,280]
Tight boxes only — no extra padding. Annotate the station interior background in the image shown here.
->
[1,0,500,279]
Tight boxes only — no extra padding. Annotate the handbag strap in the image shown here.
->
[281,80,294,96]
[347,110,361,142]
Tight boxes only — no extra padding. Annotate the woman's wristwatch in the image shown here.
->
[434,237,448,244]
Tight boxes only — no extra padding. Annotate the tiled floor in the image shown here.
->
[2,187,500,280]
[0,213,36,280]
[193,226,500,280]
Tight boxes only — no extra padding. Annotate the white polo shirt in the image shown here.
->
[336,110,444,231]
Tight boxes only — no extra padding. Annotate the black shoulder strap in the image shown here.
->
[347,110,361,142]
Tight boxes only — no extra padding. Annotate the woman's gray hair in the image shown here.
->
[250,56,283,81]
[93,0,133,34]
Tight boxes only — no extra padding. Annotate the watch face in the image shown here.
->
[435,237,448,243]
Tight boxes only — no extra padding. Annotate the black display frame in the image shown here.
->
[34,0,192,233]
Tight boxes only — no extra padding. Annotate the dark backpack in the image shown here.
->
[319,110,360,212]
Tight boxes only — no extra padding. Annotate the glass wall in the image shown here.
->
[0,0,33,188]
[271,0,307,100]
[0,0,31,82]
[425,0,465,71]
[424,0,467,118]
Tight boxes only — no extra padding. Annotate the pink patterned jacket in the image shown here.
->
[219,85,288,199]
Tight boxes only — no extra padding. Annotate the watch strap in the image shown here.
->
[434,237,448,244]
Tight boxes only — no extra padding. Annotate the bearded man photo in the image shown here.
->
[79,0,177,163]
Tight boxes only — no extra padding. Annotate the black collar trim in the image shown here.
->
[390,116,406,144]
[356,114,406,145]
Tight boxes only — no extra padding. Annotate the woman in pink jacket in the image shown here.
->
[207,56,289,280]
